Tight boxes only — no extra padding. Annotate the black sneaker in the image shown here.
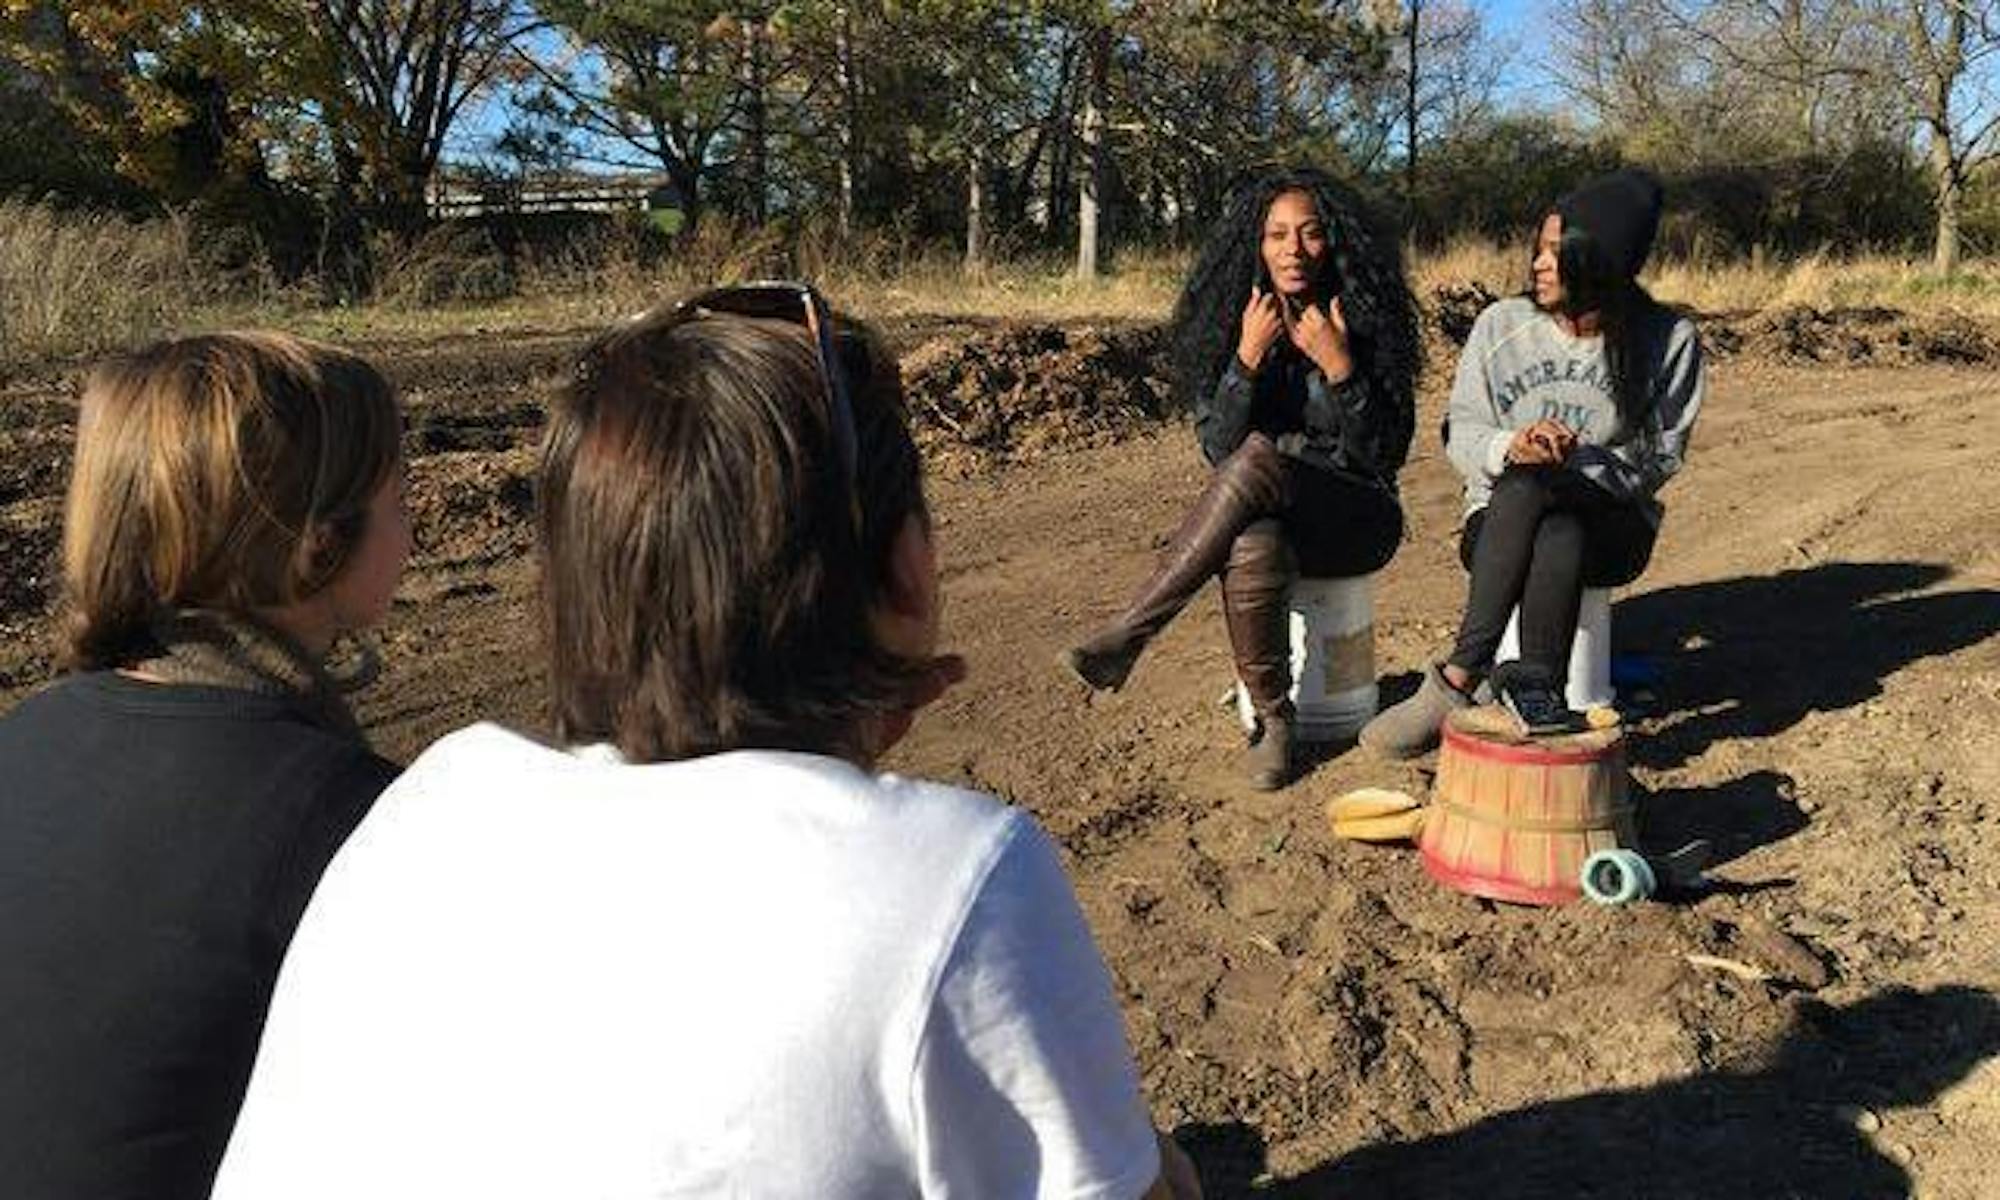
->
[1490,661,1580,737]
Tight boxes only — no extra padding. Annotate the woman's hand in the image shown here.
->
[1236,288,1285,373]
[1506,419,1577,466]
[1290,296,1353,383]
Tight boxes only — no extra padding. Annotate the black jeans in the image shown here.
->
[1447,467,1656,678]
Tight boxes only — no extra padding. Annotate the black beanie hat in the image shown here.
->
[1554,169,1663,279]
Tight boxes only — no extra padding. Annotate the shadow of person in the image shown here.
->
[1173,1120,1272,1197]
[1612,562,2000,770]
[1376,669,1423,711]
[1637,769,1808,870]
[1292,734,1358,776]
[1260,985,2000,1199]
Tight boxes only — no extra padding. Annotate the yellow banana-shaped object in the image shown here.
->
[1325,787,1422,822]
[1325,789,1428,843]
[1332,808,1430,843]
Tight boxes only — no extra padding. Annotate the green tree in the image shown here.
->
[4,0,523,238]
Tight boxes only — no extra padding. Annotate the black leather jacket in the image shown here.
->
[1193,342,1408,486]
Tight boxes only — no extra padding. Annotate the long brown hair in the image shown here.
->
[538,305,927,762]
[62,331,403,670]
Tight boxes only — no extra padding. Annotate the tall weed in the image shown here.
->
[7,198,2000,369]
[0,201,223,362]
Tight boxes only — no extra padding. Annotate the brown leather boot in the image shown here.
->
[1224,518,1297,790]
[1065,436,1286,692]
[1244,704,1295,791]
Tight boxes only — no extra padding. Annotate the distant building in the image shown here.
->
[426,169,670,219]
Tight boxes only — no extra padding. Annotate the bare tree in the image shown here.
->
[522,0,743,228]
[1076,22,1109,280]
[309,0,529,227]
[1379,0,1510,200]
[831,0,859,233]
[1863,0,2000,270]
[731,6,772,223]
[1651,0,1873,153]
[1549,0,1697,144]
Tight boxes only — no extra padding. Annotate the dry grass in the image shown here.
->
[1419,233,2000,318]
[7,199,2000,369]
[0,201,253,364]
[277,220,1189,346]
[510,218,1190,326]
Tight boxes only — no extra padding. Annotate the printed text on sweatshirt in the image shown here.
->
[1444,297,1703,521]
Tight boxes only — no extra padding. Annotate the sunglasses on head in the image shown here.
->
[673,282,861,490]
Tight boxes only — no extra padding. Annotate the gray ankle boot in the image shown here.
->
[1358,664,1473,759]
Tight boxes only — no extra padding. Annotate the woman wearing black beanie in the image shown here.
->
[1361,169,1705,754]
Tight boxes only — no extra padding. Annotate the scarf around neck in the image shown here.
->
[133,609,373,743]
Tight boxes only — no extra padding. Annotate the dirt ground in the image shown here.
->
[4,310,1999,1197]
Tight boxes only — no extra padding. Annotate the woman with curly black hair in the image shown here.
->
[1064,166,1421,789]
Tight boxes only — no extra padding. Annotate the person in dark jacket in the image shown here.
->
[1064,166,1420,788]
[0,331,410,1199]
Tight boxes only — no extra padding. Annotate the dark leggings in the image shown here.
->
[1447,467,1656,677]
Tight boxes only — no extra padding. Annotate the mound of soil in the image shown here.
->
[408,401,546,455]
[405,447,538,569]
[1428,281,1502,348]
[900,324,1170,472]
[374,331,581,400]
[1706,305,2000,366]
[0,501,62,674]
[1422,290,2000,372]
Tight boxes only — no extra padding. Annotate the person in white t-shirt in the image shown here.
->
[212,283,1202,1200]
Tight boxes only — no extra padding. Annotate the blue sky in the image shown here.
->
[1477,0,1555,106]
[1483,0,1541,38]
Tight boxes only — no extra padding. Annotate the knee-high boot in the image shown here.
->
[1223,519,1297,789]
[1065,436,1287,691]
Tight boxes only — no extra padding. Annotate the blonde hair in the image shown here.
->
[62,331,403,670]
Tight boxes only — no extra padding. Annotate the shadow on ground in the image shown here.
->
[1614,562,2000,769]
[1182,984,2000,1199]
[1637,769,1807,869]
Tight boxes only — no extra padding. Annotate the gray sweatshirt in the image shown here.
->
[1445,297,1703,522]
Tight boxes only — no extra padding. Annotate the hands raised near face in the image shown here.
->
[1237,288,1286,373]
[1289,296,1353,383]
[1237,288,1353,384]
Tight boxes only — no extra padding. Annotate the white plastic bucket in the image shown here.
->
[1234,575,1377,742]
[1497,585,1614,710]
